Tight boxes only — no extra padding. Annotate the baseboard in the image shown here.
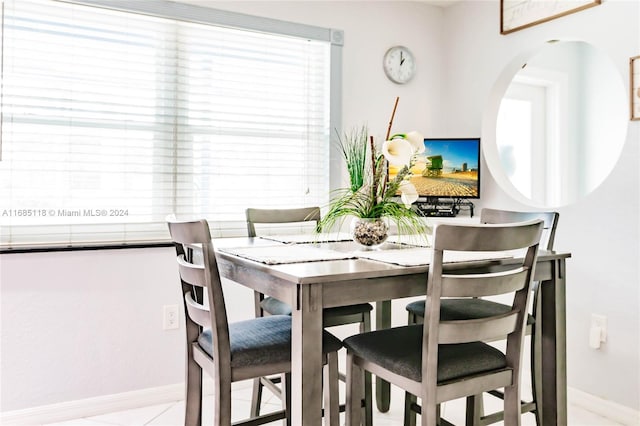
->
[569,386,640,426]
[0,384,184,425]
[4,382,637,425]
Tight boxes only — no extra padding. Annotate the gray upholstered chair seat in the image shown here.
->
[260,297,293,315]
[198,314,342,368]
[343,324,507,383]
[262,296,372,318]
[406,298,535,325]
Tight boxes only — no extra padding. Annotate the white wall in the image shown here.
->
[0,248,184,409]
[1,0,639,415]
[442,0,639,410]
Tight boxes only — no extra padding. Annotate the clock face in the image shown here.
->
[383,46,416,84]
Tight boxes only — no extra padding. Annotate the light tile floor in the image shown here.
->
[42,379,623,426]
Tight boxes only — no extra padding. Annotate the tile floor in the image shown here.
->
[42,379,623,426]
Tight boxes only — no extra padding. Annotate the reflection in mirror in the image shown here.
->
[494,41,627,207]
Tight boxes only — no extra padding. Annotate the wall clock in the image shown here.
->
[383,45,416,84]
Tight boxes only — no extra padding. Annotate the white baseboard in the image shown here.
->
[568,386,640,426]
[3,383,637,425]
[0,384,184,425]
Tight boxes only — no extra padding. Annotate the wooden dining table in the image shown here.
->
[214,236,571,426]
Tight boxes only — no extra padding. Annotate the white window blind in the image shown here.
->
[0,0,338,248]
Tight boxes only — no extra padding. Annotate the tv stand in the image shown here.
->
[416,197,475,218]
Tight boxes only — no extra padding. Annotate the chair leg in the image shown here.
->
[214,374,233,426]
[465,395,483,426]
[403,391,417,426]
[251,291,266,419]
[283,373,292,426]
[364,370,373,426]
[422,398,438,426]
[323,352,340,426]
[530,288,542,426]
[404,311,420,426]
[361,313,373,426]
[184,353,203,426]
[503,384,522,426]
[250,378,263,418]
[345,352,363,426]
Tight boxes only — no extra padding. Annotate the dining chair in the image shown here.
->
[167,216,343,426]
[246,207,374,426]
[344,220,543,426]
[404,208,559,425]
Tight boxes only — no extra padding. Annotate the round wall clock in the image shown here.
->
[383,45,416,84]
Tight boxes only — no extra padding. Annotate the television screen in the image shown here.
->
[389,137,481,199]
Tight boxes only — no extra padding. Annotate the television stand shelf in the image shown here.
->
[416,197,475,218]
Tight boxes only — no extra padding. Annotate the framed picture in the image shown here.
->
[632,56,640,121]
[501,0,601,35]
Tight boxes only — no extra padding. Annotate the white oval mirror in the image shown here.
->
[484,41,628,207]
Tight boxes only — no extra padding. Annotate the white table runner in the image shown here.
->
[386,234,431,247]
[219,245,355,265]
[221,240,515,267]
[259,233,431,247]
[259,232,351,244]
[355,248,513,267]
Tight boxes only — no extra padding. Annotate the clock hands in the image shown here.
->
[400,51,405,66]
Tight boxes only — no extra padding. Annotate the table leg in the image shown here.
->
[540,259,567,426]
[291,284,324,426]
[375,300,391,413]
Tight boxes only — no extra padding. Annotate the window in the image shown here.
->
[0,0,341,248]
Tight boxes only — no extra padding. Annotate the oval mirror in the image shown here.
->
[483,41,628,207]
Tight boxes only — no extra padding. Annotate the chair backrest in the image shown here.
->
[423,220,543,386]
[167,217,231,369]
[481,207,559,251]
[245,207,321,237]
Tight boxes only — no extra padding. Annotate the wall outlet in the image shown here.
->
[589,314,607,349]
[163,305,179,330]
[591,314,607,341]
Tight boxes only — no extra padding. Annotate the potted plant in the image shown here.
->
[318,98,428,247]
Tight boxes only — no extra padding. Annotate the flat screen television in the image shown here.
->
[389,137,481,199]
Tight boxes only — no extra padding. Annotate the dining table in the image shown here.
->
[214,234,571,426]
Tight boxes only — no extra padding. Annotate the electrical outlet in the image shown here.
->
[163,305,179,330]
[589,314,607,349]
[591,314,607,341]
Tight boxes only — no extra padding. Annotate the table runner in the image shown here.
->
[259,232,351,244]
[386,234,431,247]
[260,233,431,247]
[219,244,355,265]
[355,247,513,267]
[221,243,513,267]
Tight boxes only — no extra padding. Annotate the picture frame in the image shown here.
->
[631,56,640,121]
[501,0,601,35]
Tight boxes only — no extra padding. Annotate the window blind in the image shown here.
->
[0,0,338,248]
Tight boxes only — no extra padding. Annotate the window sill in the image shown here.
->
[0,241,174,254]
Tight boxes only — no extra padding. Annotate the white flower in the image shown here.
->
[382,138,412,166]
[404,131,425,154]
[390,131,425,154]
[399,181,418,207]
